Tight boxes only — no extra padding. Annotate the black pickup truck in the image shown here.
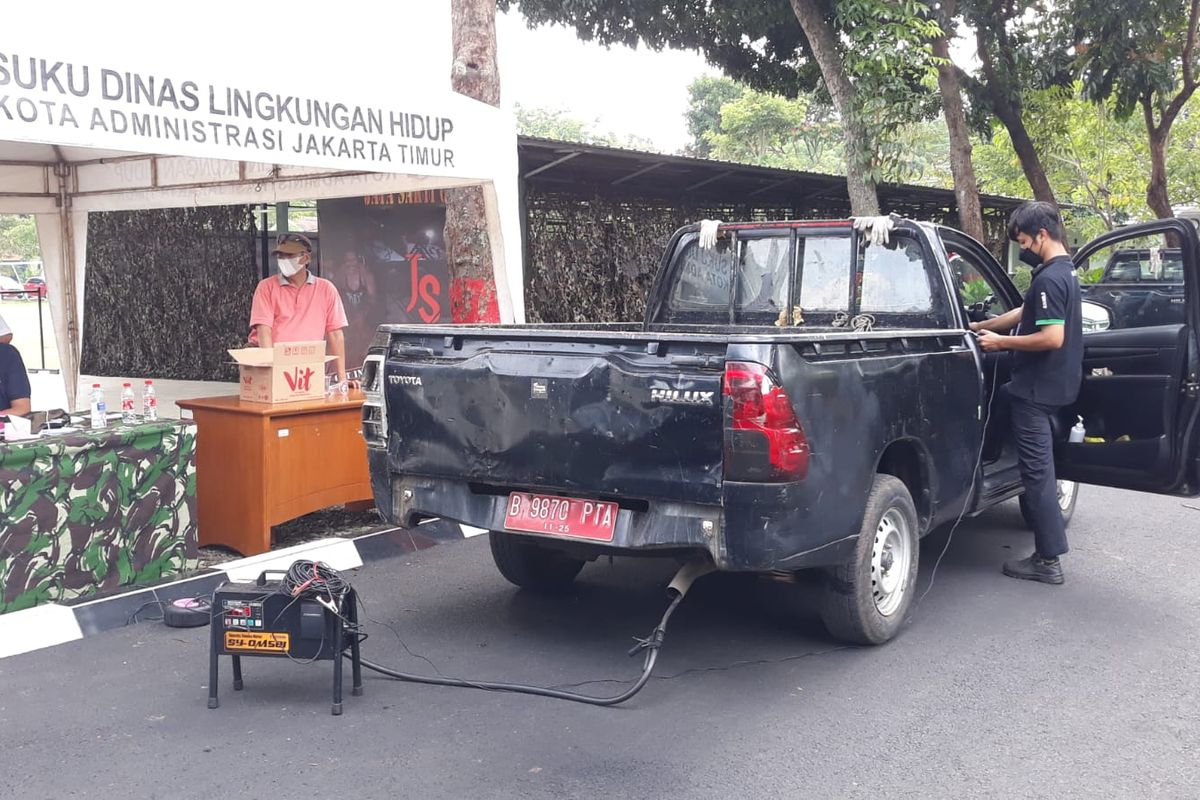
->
[362,217,1200,645]
[1080,247,1187,330]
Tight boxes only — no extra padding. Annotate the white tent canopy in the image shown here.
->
[0,3,522,405]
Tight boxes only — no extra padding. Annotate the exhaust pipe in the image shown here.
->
[667,561,715,599]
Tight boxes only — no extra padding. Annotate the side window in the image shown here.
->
[1079,233,1188,331]
[1099,248,1185,284]
[661,235,733,323]
[857,237,953,328]
[734,235,791,324]
[944,245,1014,316]
[798,235,852,314]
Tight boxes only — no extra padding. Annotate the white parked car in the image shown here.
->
[0,276,25,299]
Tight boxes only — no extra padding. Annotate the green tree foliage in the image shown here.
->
[514,103,658,150]
[1072,0,1200,217]
[684,77,954,187]
[835,0,945,183]
[973,87,1200,239]
[0,215,40,262]
[1012,265,1033,294]
[683,76,746,157]
[698,83,845,174]
[503,0,946,214]
[958,0,1074,205]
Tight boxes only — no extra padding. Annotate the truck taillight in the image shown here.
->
[722,361,809,481]
[361,353,387,447]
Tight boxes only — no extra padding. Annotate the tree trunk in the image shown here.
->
[1137,0,1198,221]
[446,0,502,323]
[975,31,1057,207]
[1145,125,1173,219]
[789,0,881,216]
[931,5,984,241]
[997,101,1057,207]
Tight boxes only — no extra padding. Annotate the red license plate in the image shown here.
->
[503,492,618,542]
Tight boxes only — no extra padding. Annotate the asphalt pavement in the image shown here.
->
[2,485,1198,799]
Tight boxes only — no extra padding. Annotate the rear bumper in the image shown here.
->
[388,472,725,562]
[368,453,857,571]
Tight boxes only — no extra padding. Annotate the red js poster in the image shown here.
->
[317,192,449,369]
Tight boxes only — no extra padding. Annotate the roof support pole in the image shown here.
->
[53,158,82,408]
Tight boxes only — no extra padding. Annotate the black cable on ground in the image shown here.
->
[915,352,1001,608]
[351,591,684,707]
[127,599,167,625]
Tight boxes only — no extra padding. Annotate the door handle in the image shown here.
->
[671,355,721,368]
[394,345,435,358]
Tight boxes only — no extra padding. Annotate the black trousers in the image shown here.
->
[995,383,1070,558]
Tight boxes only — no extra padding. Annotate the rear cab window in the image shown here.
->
[652,223,954,331]
[734,235,792,325]
[660,234,734,324]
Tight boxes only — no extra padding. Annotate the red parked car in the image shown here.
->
[23,276,46,299]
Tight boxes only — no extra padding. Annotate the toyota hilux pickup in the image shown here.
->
[362,217,1200,645]
[1080,247,1187,329]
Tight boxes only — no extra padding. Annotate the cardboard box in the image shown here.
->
[228,341,335,403]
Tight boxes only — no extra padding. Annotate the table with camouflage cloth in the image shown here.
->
[0,420,199,613]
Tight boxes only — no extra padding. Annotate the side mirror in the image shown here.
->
[1081,300,1112,332]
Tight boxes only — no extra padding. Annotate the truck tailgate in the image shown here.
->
[382,334,727,505]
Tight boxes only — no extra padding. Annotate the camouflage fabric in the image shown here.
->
[0,420,199,613]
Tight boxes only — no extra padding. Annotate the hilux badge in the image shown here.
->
[651,388,715,405]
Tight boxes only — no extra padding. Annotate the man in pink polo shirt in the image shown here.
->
[248,233,357,388]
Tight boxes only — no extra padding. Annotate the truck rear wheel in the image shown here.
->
[489,532,586,592]
[819,475,919,646]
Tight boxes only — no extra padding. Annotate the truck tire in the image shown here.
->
[489,532,586,592]
[819,475,919,646]
[1018,479,1077,531]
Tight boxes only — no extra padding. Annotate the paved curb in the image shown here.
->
[0,519,473,660]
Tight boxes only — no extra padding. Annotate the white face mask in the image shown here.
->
[278,256,302,277]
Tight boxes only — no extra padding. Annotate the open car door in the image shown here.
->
[1056,218,1200,496]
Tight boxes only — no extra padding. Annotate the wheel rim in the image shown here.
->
[1057,480,1077,512]
[871,508,912,617]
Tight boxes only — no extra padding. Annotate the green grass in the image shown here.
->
[0,298,60,370]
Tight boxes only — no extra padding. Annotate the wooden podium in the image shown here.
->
[177,391,374,557]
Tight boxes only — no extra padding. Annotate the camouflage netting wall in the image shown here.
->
[81,206,259,381]
[523,186,1012,324]
[0,421,198,613]
[524,188,826,324]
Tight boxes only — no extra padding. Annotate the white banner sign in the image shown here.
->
[0,47,508,179]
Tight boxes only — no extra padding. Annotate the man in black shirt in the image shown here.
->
[971,201,1083,585]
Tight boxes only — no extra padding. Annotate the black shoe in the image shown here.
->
[1002,552,1064,585]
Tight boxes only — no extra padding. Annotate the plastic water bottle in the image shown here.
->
[89,383,108,429]
[120,382,137,424]
[142,380,158,421]
[1069,416,1086,444]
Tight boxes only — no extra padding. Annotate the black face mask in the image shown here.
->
[1018,234,1045,268]
[1018,246,1043,268]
